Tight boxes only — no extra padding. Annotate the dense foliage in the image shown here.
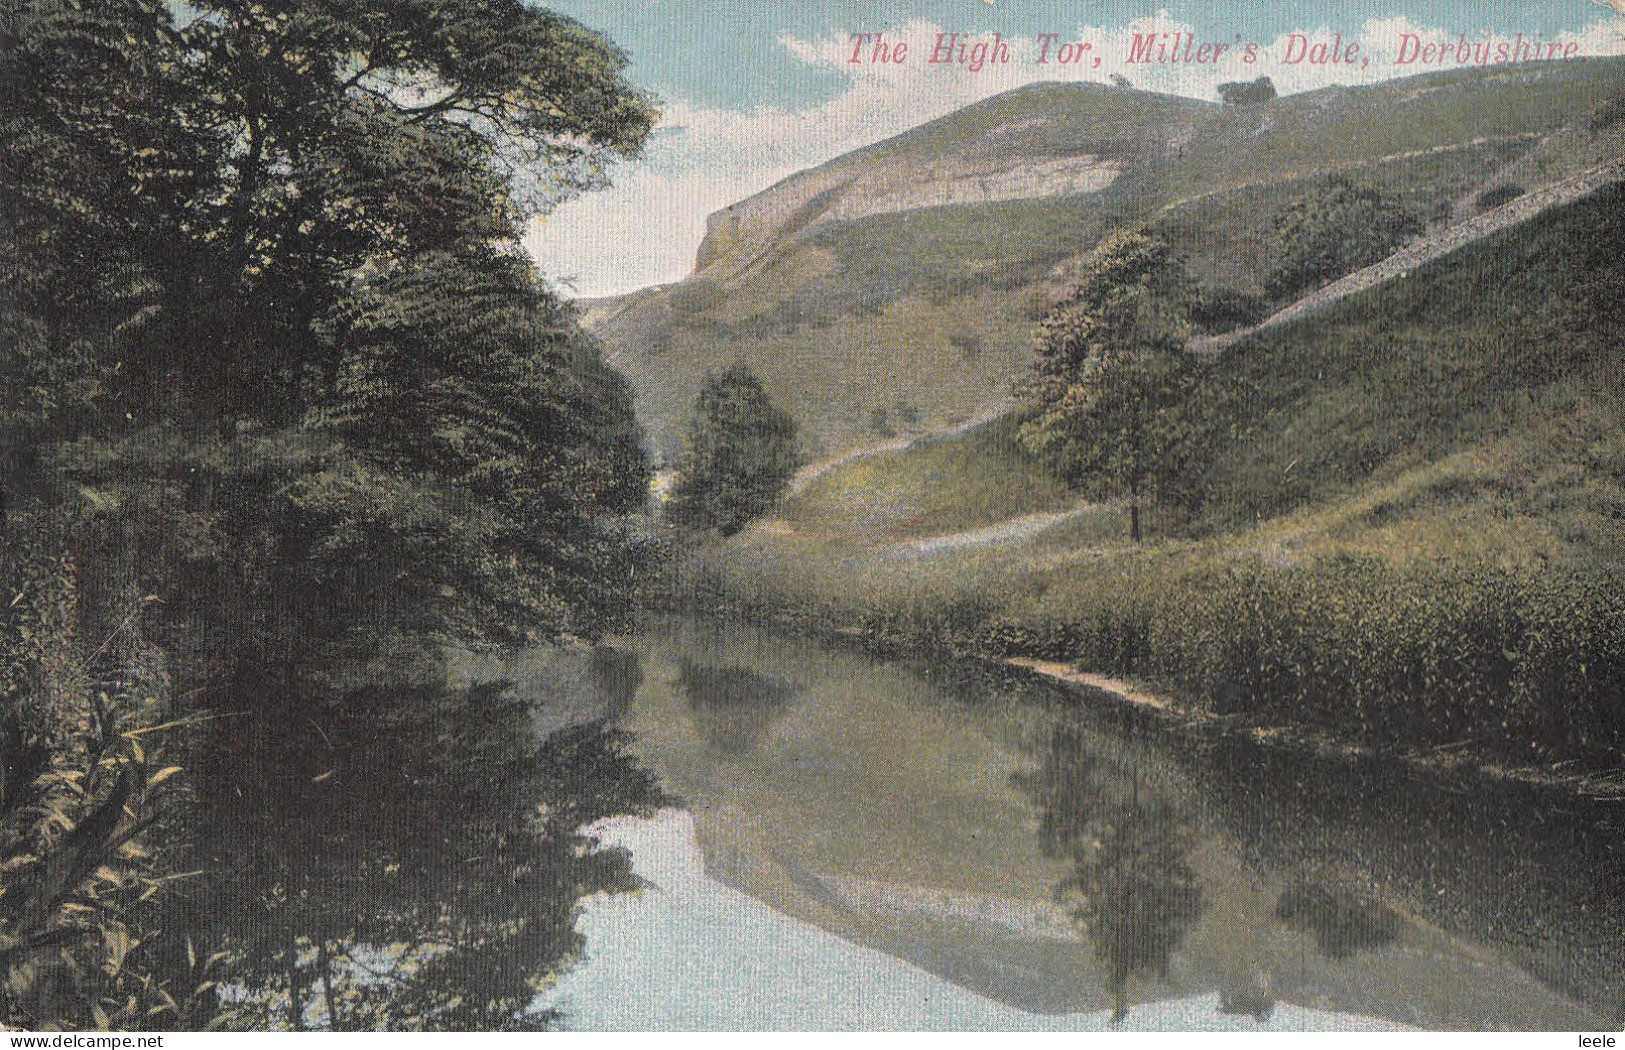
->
[1217,76,1277,105]
[1263,175,1422,299]
[3,0,659,1030]
[667,365,801,537]
[1019,231,1202,540]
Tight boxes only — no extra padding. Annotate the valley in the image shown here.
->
[588,58,1625,460]
[624,59,1625,792]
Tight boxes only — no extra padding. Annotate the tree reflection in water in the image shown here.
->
[181,679,665,1030]
[1020,725,1206,1024]
[1274,882,1403,960]
[677,659,800,757]
[589,645,644,724]
[1063,800,1206,1023]
[1012,723,1103,857]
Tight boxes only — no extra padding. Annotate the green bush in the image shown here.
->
[1264,176,1423,300]
[668,365,802,537]
[1475,185,1526,212]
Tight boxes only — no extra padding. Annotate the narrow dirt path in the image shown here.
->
[896,500,1096,557]
[784,399,1016,496]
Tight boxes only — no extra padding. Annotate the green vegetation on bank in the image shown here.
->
[672,184,1625,769]
[3,0,660,1030]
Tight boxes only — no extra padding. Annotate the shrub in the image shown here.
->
[1190,287,1268,335]
[1264,177,1423,300]
[1218,77,1277,105]
[667,365,802,536]
[1475,185,1526,212]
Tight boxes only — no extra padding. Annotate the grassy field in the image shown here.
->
[777,414,1074,539]
[666,184,1625,769]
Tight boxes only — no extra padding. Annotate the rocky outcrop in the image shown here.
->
[824,154,1122,221]
[696,153,1123,276]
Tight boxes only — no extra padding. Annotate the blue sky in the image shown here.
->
[525,1,1625,296]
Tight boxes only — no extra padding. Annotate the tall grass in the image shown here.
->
[676,543,1624,764]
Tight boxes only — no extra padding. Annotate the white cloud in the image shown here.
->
[527,13,1625,298]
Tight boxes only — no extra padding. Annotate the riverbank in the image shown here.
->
[661,183,1625,797]
[538,614,1621,1029]
[657,583,1625,804]
[996,656,1625,803]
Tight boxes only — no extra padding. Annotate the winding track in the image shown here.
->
[762,154,1625,552]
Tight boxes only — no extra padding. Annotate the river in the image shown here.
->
[520,615,1623,1031]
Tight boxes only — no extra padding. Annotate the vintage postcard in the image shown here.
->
[2,0,1623,1038]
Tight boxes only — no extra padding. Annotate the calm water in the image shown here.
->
[529,615,1624,1031]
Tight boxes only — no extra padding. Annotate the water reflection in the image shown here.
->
[1218,979,1276,1023]
[677,659,800,757]
[1274,882,1403,961]
[1011,723,1103,856]
[184,678,663,1030]
[1019,724,1206,1023]
[589,645,644,723]
[603,617,1621,1030]
[1060,800,1206,1023]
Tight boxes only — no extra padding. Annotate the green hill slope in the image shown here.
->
[593,59,1625,461]
[676,180,1625,768]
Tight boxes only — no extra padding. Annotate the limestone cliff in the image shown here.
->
[695,153,1125,276]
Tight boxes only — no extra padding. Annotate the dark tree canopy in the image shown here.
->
[1217,76,1276,104]
[4,0,655,435]
[668,365,801,537]
[3,0,657,656]
[1,0,660,1028]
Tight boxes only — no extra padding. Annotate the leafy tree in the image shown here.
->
[1019,232,1201,542]
[303,247,651,647]
[4,0,655,434]
[1264,175,1422,299]
[2,0,661,1029]
[4,0,658,653]
[668,366,801,537]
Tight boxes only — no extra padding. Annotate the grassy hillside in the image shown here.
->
[778,414,1073,539]
[671,182,1625,769]
[595,59,1625,461]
